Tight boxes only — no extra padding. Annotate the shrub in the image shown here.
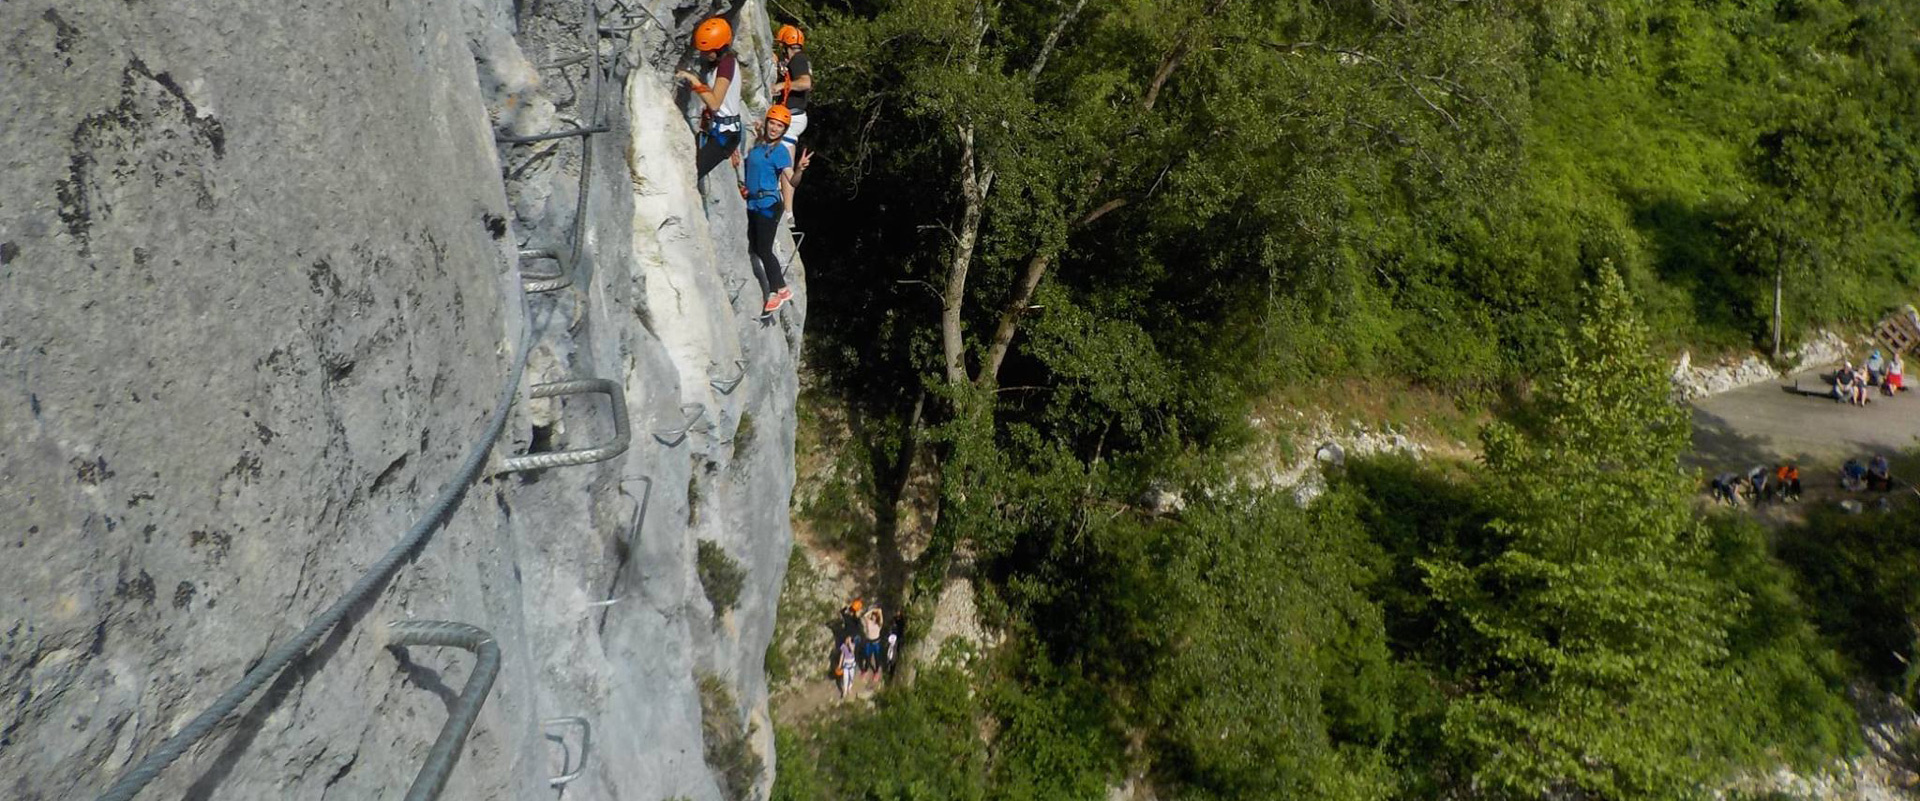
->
[697,539,747,617]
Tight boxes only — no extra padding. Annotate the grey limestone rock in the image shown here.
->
[0,0,801,798]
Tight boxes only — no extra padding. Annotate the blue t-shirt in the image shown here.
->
[743,140,792,216]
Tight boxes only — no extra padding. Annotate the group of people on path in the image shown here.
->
[833,597,904,701]
[1832,349,1905,405]
[673,17,817,316]
[1710,462,1804,507]
[1709,454,1905,507]
[1841,454,1899,493]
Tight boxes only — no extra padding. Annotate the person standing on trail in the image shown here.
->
[742,105,810,314]
[842,598,864,667]
[772,25,813,159]
[860,605,885,687]
[885,611,906,677]
[675,17,744,181]
[838,636,857,700]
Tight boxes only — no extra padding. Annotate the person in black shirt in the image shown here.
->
[774,25,813,158]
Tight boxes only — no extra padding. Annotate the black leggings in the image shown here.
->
[697,129,739,179]
[749,205,785,293]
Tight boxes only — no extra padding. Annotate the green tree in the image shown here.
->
[1423,265,1733,798]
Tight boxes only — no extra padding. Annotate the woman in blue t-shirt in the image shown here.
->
[743,105,810,313]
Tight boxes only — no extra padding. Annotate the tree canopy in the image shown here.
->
[770,0,1918,797]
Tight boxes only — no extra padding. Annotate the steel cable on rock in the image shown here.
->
[96,304,538,801]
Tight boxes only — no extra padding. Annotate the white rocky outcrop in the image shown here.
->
[1670,330,1854,401]
[1,0,799,798]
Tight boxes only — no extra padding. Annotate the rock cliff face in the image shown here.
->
[1,0,801,798]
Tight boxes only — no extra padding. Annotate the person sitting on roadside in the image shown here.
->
[1775,462,1802,502]
[1834,364,1857,404]
[1856,365,1874,405]
[1843,458,1869,492]
[1869,455,1895,492]
[1888,353,1906,394]
[1868,349,1888,385]
[1711,472,1742,505]
[1746,465,1772,505]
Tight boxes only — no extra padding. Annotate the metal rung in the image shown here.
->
[784,231,806,271]
[518,248,573,294]
[499,379,630,473]
[596,476,654,632]
[387,621,503,801]
[497,124,611,144]
[542,716,593,788]
[652,404,706,446]
[710,359,747,394]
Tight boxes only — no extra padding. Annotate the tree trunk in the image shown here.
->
[942,124,993,385]
[977,198,1130,385]
[1773,264,1784,361]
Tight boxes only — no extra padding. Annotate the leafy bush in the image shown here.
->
[773,659,990,801]
[697,540,747,617]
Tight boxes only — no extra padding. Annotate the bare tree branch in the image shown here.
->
[1029,0,1090,81]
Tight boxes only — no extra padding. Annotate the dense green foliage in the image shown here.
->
[764,0,1920,796]
[799,0,1920,406]
[1780,504,1920,692]
[777,275,1867,800]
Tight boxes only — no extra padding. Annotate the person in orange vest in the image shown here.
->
[742,105,810,313]
[772,25,813,158]
[675,18,744,181]
[1774,462,1801,502]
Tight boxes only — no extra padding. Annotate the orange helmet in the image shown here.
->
[851,598,863,613]
[776,24,805,46]
[694,18,732,51]
[765,104,792,126]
